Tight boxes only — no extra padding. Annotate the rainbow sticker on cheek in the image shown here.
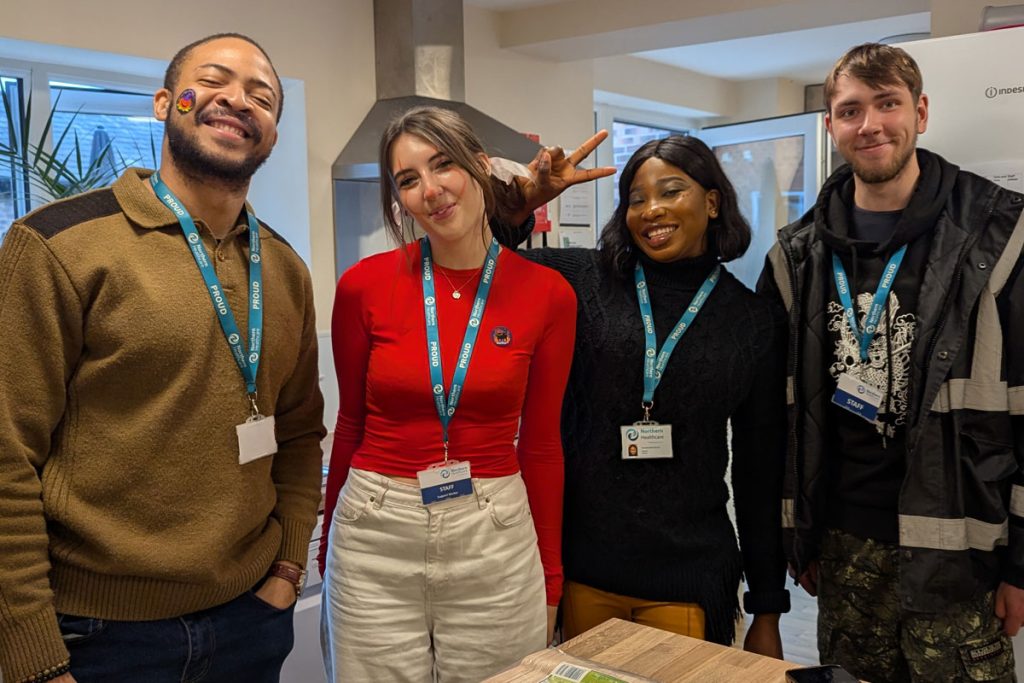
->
[175,89,196,114]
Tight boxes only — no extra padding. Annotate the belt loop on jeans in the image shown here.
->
[474,478,490,510]
[373,478,390,509]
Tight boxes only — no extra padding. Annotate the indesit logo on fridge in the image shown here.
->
[985,84,1024,99]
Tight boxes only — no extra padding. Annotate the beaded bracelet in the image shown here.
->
[19,657,71,683]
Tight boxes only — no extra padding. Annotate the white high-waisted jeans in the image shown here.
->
[320,468,546,682]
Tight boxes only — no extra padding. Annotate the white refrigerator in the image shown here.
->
[899,26,1024,190]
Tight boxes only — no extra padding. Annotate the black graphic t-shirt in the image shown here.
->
[825,206,927,543]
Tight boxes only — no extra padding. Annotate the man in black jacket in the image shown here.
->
[759,43,1024,682]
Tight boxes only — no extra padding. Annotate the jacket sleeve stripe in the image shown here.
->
[932,379,1009,413]
[1010,386,1024,415]
[1011,484,1024,518]
[899,514,1008,551]
[767,244,792,313]
[989,210,1024,297]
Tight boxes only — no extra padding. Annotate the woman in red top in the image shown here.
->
[319,106,576,682]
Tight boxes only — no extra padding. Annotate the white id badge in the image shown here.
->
[236,415,278,464]
[831,372,884,423]
[417,460,473,507]
[620,423,673,459]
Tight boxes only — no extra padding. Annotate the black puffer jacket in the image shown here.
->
[759,149,1024,612]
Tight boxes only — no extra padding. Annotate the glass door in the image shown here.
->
[698,112,830,289]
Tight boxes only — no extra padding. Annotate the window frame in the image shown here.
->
[0,56,162,226]
[0,67,32,231]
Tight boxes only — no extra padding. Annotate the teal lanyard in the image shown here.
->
[635,263,720,418]
[421,237,501,458]
[150,171,264,409]
[831,245,906,362]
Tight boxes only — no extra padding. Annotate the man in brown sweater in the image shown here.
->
[0,34,325,683]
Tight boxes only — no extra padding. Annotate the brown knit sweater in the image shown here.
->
[0,169,326,682]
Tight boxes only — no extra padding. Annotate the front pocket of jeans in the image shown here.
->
[487,480,532,529]
[57,614,106,644]
[335,486,377,524]
[245,590,295,615]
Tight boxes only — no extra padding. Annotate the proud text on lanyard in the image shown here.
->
[422,236,501,460]
[635,263,721,420]
[150,171,264,413]
[831,245,906,363]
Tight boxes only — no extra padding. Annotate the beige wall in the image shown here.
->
[465,5,594,153]
[719,77,806,124]
[464,5,601,246]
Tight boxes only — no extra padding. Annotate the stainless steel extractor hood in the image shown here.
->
[332,0,541,181]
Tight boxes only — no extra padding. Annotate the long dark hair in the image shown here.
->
[598,135,750,277]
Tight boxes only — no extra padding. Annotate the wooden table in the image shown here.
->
[560,618,800,682]
[488,618,804,682]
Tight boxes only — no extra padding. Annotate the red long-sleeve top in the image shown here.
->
[320,241,576,605]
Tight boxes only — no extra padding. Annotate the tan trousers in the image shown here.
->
[321,468,546,683]
[561,580,705,640]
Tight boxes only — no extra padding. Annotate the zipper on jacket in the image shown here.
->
[779,236,805,575]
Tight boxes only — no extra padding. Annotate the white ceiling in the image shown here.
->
[634,12,931,83]
[465,1,932,84]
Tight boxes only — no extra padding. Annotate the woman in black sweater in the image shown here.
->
[504,135,789,655]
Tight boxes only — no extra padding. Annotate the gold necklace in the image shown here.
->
[437,268,481,299]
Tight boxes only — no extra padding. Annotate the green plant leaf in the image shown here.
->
[0,85,137,211]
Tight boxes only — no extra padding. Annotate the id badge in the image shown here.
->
[831,372,883,423]
[236,415,278,464]
[620,423,673,459]
[416,460,473,506]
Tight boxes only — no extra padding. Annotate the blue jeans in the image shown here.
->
[60,587,296,682]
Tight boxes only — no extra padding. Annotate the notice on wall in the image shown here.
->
[559,226,596,249]
[559,183,594,227]
[969,160,1024,193]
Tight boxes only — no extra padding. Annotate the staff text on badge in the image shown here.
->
[831,372,883,423]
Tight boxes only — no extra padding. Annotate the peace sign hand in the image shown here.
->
[508,130,616,226]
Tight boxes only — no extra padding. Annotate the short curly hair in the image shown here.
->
[163,33,283,123]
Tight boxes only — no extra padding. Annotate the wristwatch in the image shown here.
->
[268,561,306,596]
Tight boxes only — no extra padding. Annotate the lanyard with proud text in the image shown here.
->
[421,236,500,460]
[831,245,906,363]
[150,171,264,413]
[635,262,721,420]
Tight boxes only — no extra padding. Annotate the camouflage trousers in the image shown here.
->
[817,529,1016,683]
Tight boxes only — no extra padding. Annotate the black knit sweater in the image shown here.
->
[520,247,790,644]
